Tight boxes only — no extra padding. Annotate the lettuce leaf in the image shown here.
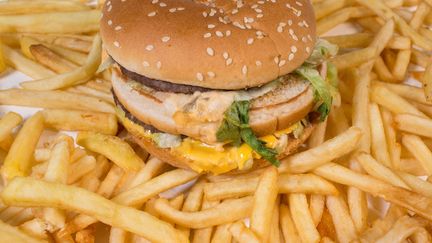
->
[216,100,279,166]
[306,39,338,66]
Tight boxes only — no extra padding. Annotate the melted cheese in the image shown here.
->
[117,106,300,174]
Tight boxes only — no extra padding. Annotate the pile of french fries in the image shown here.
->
[1,0,432,242]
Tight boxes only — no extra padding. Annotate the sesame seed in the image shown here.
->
[151,0,158,4]
[208,24,216,29]
[302,37,307,42]
[274,56,279,64]
[197,72,204,81]
[206,47,215,56]
[288,53,294,61]
[233,22,245,29]
[258,0,265,3]
[289,29,294,35]
[231,9,239,14]
[245,24,252,29]
[226,30,231,36]
[296,1,303,6]
[203,12,208,17]
[256,60,262,66]
[307,35,313,41]
[279,59,286,67]
[223,52,229,59]
[257,14,264,18]
[177,7,185,10]
[226,58,233,66]
[169,8,176,12]
[107,1,111,5]
[107,5,112,12]
[209,8,217,16]
[161,36,170,42]
[291,46,297,53]
[146,45,154,51]
[247,38,254,45]
[203,33,212,38]
[242,65,248,75]
[216,31,223,37]
[159,2,167,7]
[255,8,262,13]
[279,22,287,27]
[148,11,156,17]
[251,4,258,9]
[143,61,150,67]
[306,47,311,53]
[108,20,113,25]
[207,72,216,78]
[113,41,120,47]
[277,26,283,33]
[288,20,293,26]
[115,26,122,31]
[156,61,162,69]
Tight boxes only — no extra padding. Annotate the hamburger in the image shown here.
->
[100,0,338,174]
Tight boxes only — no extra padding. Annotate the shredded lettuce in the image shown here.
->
[295,39,339,121]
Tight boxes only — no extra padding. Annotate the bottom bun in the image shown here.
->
[124,116,316,174]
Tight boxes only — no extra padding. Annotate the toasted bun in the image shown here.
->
[112,66,314,144]
[101,0,316,90]
[123,114,315,173]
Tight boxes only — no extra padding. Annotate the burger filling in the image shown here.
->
[109,39,338,173]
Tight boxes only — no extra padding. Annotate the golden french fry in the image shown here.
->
[397,171,432,198]
[409,2,431,30]
[289,193,320,243]
[1,112,44,182]
[268,196,281,243]
[373,81,431,105]
[154,196,253,228]
[310,195,325,226]
[317,8,353,35]
[326,195,357,243]
[401,134,432,175]
[204,173,338,201]
[387,36,411,50]
[211,223,232,243]
[42,109,117,135]
[369,19,395,56]
[368,104,392,167]
[1,177,186,243]
[381,109,401,168]
[77,132,144,172]
[19,218,49,240]
[280,203,301,243]
[76,227,95,243]
[356,153,409,189]
[0,10,100,34]
[30,44,77,73]
[250,167,278,242]
[331,47,376,70]
[279,127,362,173]
[49,44,87,65]
[392,49,411,81]
[375,215,426,242]
[396,158,427,176]
[67,155,97,184]
[0,1,90,15]
[191,199,218,243]
[395,114,432,138]
[67,85,114,105]
[314,163,432,220]
[357,17,383,33]
[229,221,260,243]
[308,118,327,148]
[0,41,6,73]
[0,219,46,243]
[0,89,115,114]
[53,37,92,53]
[314,0,347,20]
[0,112,22,142]
[374,57,394,82]
[21,35,101,90]
[371,84,427,118]
[2,44,54,79]
[360,205,406,242]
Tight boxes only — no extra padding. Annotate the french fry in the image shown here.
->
[0,1,90,15]
[7,208,33,226]
[268,196,281,243]
[357,17,383,33]
[374,57,394,82]
[250,167,278,242]
[49,44,87,65]
[395,114,432,138]
[67,85,114,105]
[191,199,219,243]
[371,85,427,118]
[375,215,426,242]
[396,158,427,176]
[42,109,118,135]
[0,10,100,34]
[1,44,55,79]
[314,0,347,20]
[19,218,49,240]
[289,193,320,243]
[67,155,97,184]
[326,195,357,243]
[356,153,410,189]
[53,37,92,53]
[401,134,432,175]
[0,112,22,143]
[211,223,232,243]
[109,227,128,243]
[331,47,376,70]
[153,196,253,228]
[381,109,401,168]
[310,195,325,226]
[0,40,6,73]
[0,89,115,114]
[1,112,44,182]
[77,132,144,172]
[76,227,95,243]
[392,50,411,81]
[374,81,431,105]
[409,2,431,30]
[204,173,338,201]
[0,219,46,243]
[308,118,327,148]
[360,205,406,242]
[1,177,186,243]
[229,221,260,243]
[411,49,430,68]
[30,44,77,73]
[397,171,432,198]
[21,35,101,90]
[279,127,362,173]
[179,179,206,238]
[368,104,392,167]
[314,163,432,220]
[316,8,353,35]
[423,57,432,102]
[280,203,301,243]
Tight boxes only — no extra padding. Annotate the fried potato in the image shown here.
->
[0,1,90,15]
[0,220,46,243]
[229,221,260,243]
[289,193,320,243]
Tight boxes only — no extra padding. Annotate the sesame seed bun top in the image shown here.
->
[100,0,316,90]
